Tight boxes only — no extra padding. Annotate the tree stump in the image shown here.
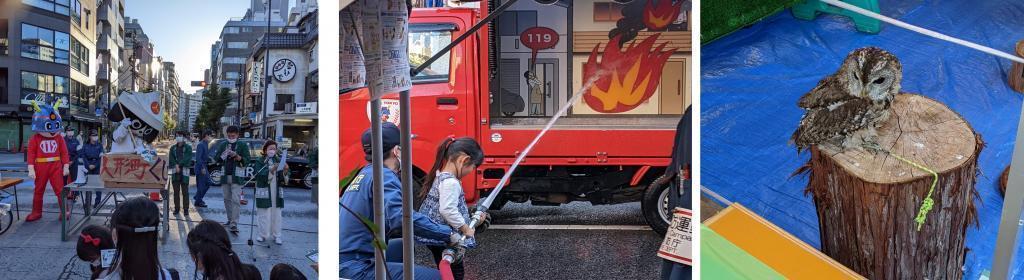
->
[804,94,980,280]
[1010,40,1024,93]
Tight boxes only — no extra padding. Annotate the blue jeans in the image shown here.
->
[193,168,210,204]
[340,239,441,280]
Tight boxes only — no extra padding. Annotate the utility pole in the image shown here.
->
[260,0,272,141]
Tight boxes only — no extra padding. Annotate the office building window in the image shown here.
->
[71,38,89,75]
[224,27,240,34]
[70,79,90,109]
[0,20,7,55]
[71,0,82,25]
[21,24,70,64]
[227,41,248,49]
[21,71,68,105]
[23,0,71,16]
[223,57,246,64]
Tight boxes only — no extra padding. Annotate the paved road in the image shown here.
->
[0,148,319,279]
[405,201,665,279]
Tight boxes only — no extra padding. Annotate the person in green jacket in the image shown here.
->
[254,140,288,244]
[168,131,193,215]
[213,126,250,233]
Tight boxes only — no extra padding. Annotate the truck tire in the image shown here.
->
[642,174,673,235]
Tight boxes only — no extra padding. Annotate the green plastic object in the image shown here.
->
[792,0,881,33]
[700,225,786,279]
[701,0,803,45]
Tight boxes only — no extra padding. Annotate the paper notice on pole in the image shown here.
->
[341,6,367,92]
[343,0,411,99]
[376,0,411,96]
[657,208,693,265]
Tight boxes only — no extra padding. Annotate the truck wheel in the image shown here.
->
[642,174,673,235]
[302,171,315,189]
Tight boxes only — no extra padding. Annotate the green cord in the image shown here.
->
[888,152,938,231]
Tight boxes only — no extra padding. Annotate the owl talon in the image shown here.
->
[862,142,885,154]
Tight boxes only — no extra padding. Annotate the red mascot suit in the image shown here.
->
[26,101,70,222]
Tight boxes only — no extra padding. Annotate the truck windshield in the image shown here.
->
[408,27,452,83]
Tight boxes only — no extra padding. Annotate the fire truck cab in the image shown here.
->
[341,0,690,233]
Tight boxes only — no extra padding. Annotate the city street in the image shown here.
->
[0,147,319,279]
[410,201,663,279]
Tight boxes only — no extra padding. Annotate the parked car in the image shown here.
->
[203,138,313,189]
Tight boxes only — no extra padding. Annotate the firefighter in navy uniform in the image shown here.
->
[340,123,462,280]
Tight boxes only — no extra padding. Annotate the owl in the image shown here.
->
[792,47,902,153]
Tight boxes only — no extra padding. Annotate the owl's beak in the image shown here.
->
[861,89,869,98]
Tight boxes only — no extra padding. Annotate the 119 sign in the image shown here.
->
[520,27,559,50]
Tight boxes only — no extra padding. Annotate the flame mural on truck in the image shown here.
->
[582,34,675,113]
[643,0,683,31]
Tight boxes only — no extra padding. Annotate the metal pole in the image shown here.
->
[399,89,414,279]
[992,101,1024,279]
[410,0,518,76]
[369,99,387,280]
[261,0,272,140]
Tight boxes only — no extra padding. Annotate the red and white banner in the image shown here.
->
[657,207,692,265]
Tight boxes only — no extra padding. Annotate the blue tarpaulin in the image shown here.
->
[701,0,1024,279]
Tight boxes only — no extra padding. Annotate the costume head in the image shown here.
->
[31,100,63,135]
[108,92,164,143]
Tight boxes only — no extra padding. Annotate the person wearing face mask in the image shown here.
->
[169,131,193,215]
[82,130,106,206]
[64,127,82,189]
[213,126,250,234]
[76,225,115,280]
[340,122,461,280]
[193,130,213,208]
[254,141,288,244]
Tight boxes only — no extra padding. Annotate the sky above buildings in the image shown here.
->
[125,0,295,91]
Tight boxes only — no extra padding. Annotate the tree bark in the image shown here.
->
[804,94,980,280]
[1009,40,1024,93]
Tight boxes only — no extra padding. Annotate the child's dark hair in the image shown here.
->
[77,224,115,280]
[107,197,163,280]
[77,224,115,261]
[417,137,484,209]
[270,263,307,280]
[241,263,263,280]
[188,220,246,280]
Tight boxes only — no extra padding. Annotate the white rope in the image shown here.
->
[820,0,1024,64]
[700,185,733,206]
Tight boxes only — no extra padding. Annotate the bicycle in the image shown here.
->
[0,193,13,235]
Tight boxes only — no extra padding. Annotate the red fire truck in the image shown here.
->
[342,1,688,233]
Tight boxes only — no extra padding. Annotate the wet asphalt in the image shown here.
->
[409,201,664,280]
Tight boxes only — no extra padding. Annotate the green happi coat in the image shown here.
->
[253,155,286,208]
[213,140,251,185]
[168,143,193,183]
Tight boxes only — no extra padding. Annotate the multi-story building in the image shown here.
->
[160,61,180,134]
[122,16,153,92]
[0,0,72,151]
[178,89,201,133]
[208,0,289,127]
[288,0,317,26]
[95,0,125,129]
[68,0,101,133]
[242,8,317,150]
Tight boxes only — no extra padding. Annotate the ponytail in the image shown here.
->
[416,137,484,209]
[417,137,455,209]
